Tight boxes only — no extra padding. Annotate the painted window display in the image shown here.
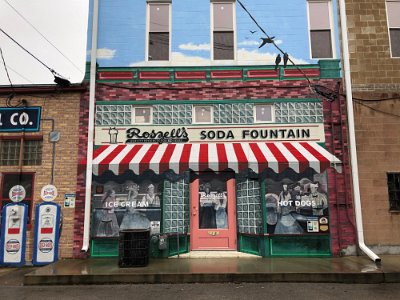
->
[91,180,161,238]
[198,173,231,229]
[265,174,329,235]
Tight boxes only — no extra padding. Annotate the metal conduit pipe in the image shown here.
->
[82,0,99,253]
[338,0,380,262]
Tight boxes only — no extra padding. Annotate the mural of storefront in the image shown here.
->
[74,0,357,259]
[79,95,344,258]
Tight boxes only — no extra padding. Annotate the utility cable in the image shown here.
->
[5,64,34,84]
[3,0,83,74]
[0,45,13,89]
[236,0,312,87]
[0,27,67,79]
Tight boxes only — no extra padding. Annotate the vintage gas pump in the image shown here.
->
[32,185,61,265]
[0,185,29,266]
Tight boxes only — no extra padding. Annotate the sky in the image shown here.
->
[0,0,89,86]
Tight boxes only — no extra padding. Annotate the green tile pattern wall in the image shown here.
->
[153,104,193,125]
[236,179,263,234]
[163,179,190,234]
[96,105,132,125]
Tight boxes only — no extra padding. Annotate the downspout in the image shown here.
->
[81,0,99,252]
[338,0,380,262]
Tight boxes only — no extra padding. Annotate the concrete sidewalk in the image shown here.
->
[17,254,400,285]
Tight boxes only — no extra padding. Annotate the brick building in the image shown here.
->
[0,85,85,261]
[74,0,358,260]
[345,0,400,253]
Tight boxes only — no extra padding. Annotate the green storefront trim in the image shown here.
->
[93,60,341,83]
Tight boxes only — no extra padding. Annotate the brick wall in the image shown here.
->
[73,78,356,257]
[345,0,400,89]
[0,90,82,260]
[346,0,400,252]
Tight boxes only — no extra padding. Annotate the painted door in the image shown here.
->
[190,172,237,250]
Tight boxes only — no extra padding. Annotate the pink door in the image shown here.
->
[190,172,237,250]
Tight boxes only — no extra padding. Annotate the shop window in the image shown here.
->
[147,2,170,61]
[212,1,235,60]
[307,1,334,59]
[0,137,43,166]
[133,107,152,124]
[0,173,34,227]
[386,1,400,57]
[254,104,274,123]
[387,173,400,210]
[193,105,213,124]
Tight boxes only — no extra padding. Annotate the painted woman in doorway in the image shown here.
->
[96,189,120,237]
[214,190,228,229]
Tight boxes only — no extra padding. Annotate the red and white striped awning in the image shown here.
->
[80,142,342,176]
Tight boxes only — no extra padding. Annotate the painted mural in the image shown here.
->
[91,179,162,238]
[265,173,329,235]
[87,0,340,67]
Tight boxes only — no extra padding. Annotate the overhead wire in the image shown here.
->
[236,0,313,87]
[0,45,13,89]
[3,0,84,74]
[0,27,57,74]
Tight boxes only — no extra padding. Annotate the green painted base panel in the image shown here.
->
[269,235,331,256]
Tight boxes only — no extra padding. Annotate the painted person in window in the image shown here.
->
[199,182,217,229]
[96,189,119,237]
[214,188,228,229]
[274,182,304,234]
[310,182,328,216]
[138,184,160,207]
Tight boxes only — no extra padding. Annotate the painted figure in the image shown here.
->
[139,184,160,207]
[310,182,328,216]
[199,183,216,229]
[96,189,119,237]
[214,190,228,229]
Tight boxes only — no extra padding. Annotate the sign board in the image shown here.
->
[64,194,76,208]
[32,202,61,265]
[9,185,26,202]
[95,124,325,145]
[41,185,58,202]
[0,203,28,266]
[0,106,41,132]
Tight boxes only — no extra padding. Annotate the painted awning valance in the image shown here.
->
[80,142,342,176]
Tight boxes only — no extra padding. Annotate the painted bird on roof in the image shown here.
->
[283,53,289,68]
[259,36,275,48]
[275,54,281,71]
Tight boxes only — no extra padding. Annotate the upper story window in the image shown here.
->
[386,0,400,57]
[147,1,171,61]
[387,173,400,211]
[254,104,274,123]
[307,0,335,59]
[193,105,213,123]
[133,107,152,124]
[0,137,43,166]
[211,1,235,60]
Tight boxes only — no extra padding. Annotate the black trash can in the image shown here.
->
[118,229,150,267]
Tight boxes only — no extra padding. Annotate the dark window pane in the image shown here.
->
[390,29,400,57]
[149,32,169,61]
[214,31,234,60]
[0,140,20,166]
[23,140,43,165]
[310,30,332,58]
[213,3,233,31]
[1,173,33,199]
[149,4,169,32]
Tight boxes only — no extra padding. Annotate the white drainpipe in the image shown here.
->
[338,0,380,262]
[81,0,99,253]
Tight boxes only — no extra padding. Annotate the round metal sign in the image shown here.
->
[41,185,58,202]
[9,185,26,202]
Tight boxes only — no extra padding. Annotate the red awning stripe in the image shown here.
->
[82,142,342,176]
